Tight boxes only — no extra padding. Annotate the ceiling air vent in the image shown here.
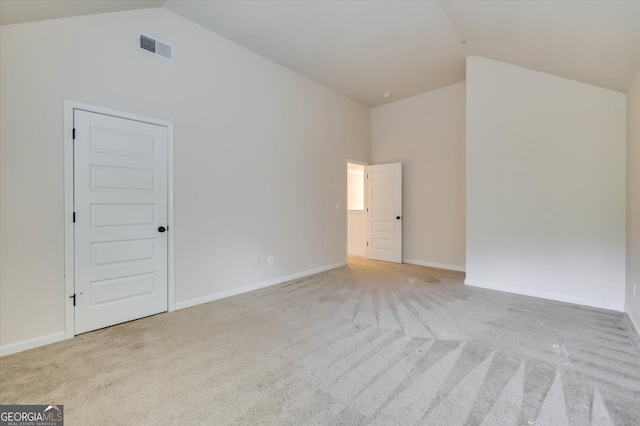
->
[139,34,172,60]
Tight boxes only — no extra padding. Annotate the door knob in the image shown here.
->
[396,216,401,220]
[158,226,166,233]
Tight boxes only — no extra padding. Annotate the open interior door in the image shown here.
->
[366,162,402,263]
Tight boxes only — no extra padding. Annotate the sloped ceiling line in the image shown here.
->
[2,0,639,106]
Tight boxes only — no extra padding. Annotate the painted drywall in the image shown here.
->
[466,56,626,310]
[371,83,466,271]
[627,68,640,331]
[0,8,370,352]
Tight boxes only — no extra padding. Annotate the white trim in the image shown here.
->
[0,332,66,357]
[63,100,175,340]
[348,247,365,257]
[625,310,640,341]
[465,279,624,312]
[403,258,466,272]
[175,262,346,311]
[64,102,75,339]
[166,121,175,313]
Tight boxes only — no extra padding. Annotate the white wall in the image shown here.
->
[466,56,626,310]
[0,8,370,353]
[627,68,640,331]
[371,83,466,271]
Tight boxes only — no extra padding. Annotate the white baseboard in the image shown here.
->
[625,309,640,340]
[403,258,466,273]
[0,331,66,357]
[175,261,347,311]
[348,247,365,257]
[465,279,624,312]
[0,262,348,356]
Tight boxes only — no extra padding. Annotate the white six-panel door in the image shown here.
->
[366,163,402,263]
[74,110,169,334]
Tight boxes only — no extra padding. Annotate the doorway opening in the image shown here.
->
[346,161,403,265]
[347,161,367,260]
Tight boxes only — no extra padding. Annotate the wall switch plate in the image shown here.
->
[268,256,274,266]
[427,243,433,251]
[252,258,260,268]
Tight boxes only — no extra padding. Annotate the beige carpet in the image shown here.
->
[1,257,639,425]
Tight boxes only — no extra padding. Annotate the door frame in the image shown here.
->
[344,159,369,264]
[63,100,175,339]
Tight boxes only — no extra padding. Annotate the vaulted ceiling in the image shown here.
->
[2,1,639,107]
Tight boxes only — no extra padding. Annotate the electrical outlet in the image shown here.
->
[426,243,433,251]
[252,258,260,268]
[268,256,274,266]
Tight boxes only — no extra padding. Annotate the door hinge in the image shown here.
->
[72,128,76,140]
[367,241,369,246]
[73,212,76,223]
[70,293,76,306]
